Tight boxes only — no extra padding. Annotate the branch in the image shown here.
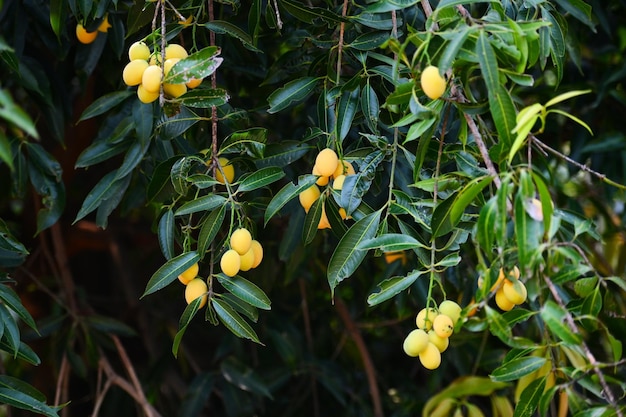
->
[335,298,384,417]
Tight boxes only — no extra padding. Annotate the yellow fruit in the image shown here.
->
[129,41,150,61]
[137,84,159,104]
[123,60,149,86]
[163,58,180,76]
[433,314,454,338]
[142,65,162,93]
[318,205,331,230]
[220,249,241,277]
[163,83,187,98]
[495,288,515,311]
[428,330,449,353]
[402,329,430,357]
[333,174,346,190]
[384,251,407,265]
[149,54,162,66]
[165,43,188,60]
[503,280,527,305]
[332,160,355,178]
[230,228,252,255]
[416,307,439,331]
[239,247,255,272]
[215,157,234,184]
[438,300,462,325]
[419,342,442,370]
[98,14,112,33]
[250,240,263,268]
[315,148,339,177]
[339,207,348,220]
[76,24,98,44]
[298,184,321,213]
[184,278,208,308]
[420,65,447,100]
[312,164,330,186]
[178,262,199,285]
[186,78,203,89]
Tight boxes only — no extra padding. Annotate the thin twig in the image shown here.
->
[335,0,349,85]
[335,298,384,417]
[543,275,623,417]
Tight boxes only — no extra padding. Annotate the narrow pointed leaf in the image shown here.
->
[204,21,261,52]
[0,285,37,331]
[358,233,426,251]
[217,274,271,310]
[212,298,261,343]
[267,77,320,114]
[175,195,228,216]
[157,209,175,260]
[142,251,200,298]
[177,88,230,108]
[335,87,360,142]
[513,377,545,417]
[264,174,318,225]
[74,170,121,223]
[368,270,426,306]
[172,297,203,357]
[0,387,60,417]
[163,47,223,84]
[491,356,546,382]
[541,300,582,345]
[78,91,133,122]
[237,167,284,192]
[197,205,227,255]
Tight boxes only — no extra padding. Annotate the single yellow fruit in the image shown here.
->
[315,148,339,177]
[230,228,252,255]
[384,251,407,265]
[178,262,199,285]
[239,247,255,272]
[123,60,149,86]
[428,330,449,353]
[184,278,208,308]
[129,41,150,61]
[495,288,515,311]
[142,65,162,93]
[416,307,439,331]
[438,300,462,325]
[186,78,203,89]
[402,329,430,357]
[418,342,442,370]
[98,15,112,33]
[339,207,348,220]
[137,84,159,104]
[165,43,188,60]
[76,24,98,44]
[163,83,187,98]
[250,240,263,268]
[333,174,346,190]
[312,164,330,186]
[332,160,355,178]
[318,205,331,230]
[163,58,180,76]
[220,249,241,277]
[420,65,447,100]
[215,157,234,184]
[149,54,162,66]
[298,184,321,213]
[433,314,454,338]
[503,280,527,305]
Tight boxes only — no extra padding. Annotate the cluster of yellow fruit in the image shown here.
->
[76,15,111,44]
[490,266,528,311]
[420,65,447,100]
[122,41,203,104]
[298,148,355,229]
[177,228,263,308]
[402,300,462,370]
[220,228,263,278]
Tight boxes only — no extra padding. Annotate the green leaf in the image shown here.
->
[514,183,541,268]
[142,252,200,298]
[267,77,320,114]
[544,89,591,108]
[83,315,137,337]
[163,47,223,84]
[172,297,203,358]
[0,90,39,139]
[74,138,130,168]
[204,21,261,52]
[197,205,227,256]
[158,209,175,260]
[485,306,513,345]
[212,297,261,343]
[489,86,517,149]
[0,376,46,403]
[220,358,273,398]
[175,195,228,217]
[303,196,324,245]
[340,150,384,215]
[358,233,426,252]
[476,197,498,257]
[328,210,381,295]
[178,374,215,417]
[367,270,426,306]
[0,339,40,365]
[216,274,271,310]
[531,172,553,237]
[221,293,259,323]
[513,377,545,417]
[264,174,318,225]
[438,26,471,72]
[49,0,64,40]
[335,87,360,142]
[0,131,12,171]
[0,285,37,331]
[237,167,285,192]
[361,81,379,133]
[552,0,594,28]
[0,387,60,417]
[436,0,498,10]
[540,300,582,345]
[491,356,546,382]
[0,304,19,357]
[115,139,149,181]
[279,0,344,25]
[73,170,123,224]
[177,88,230,108]
[476,30,499,99]
[422,376,508,416]
[78,91,133,122]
